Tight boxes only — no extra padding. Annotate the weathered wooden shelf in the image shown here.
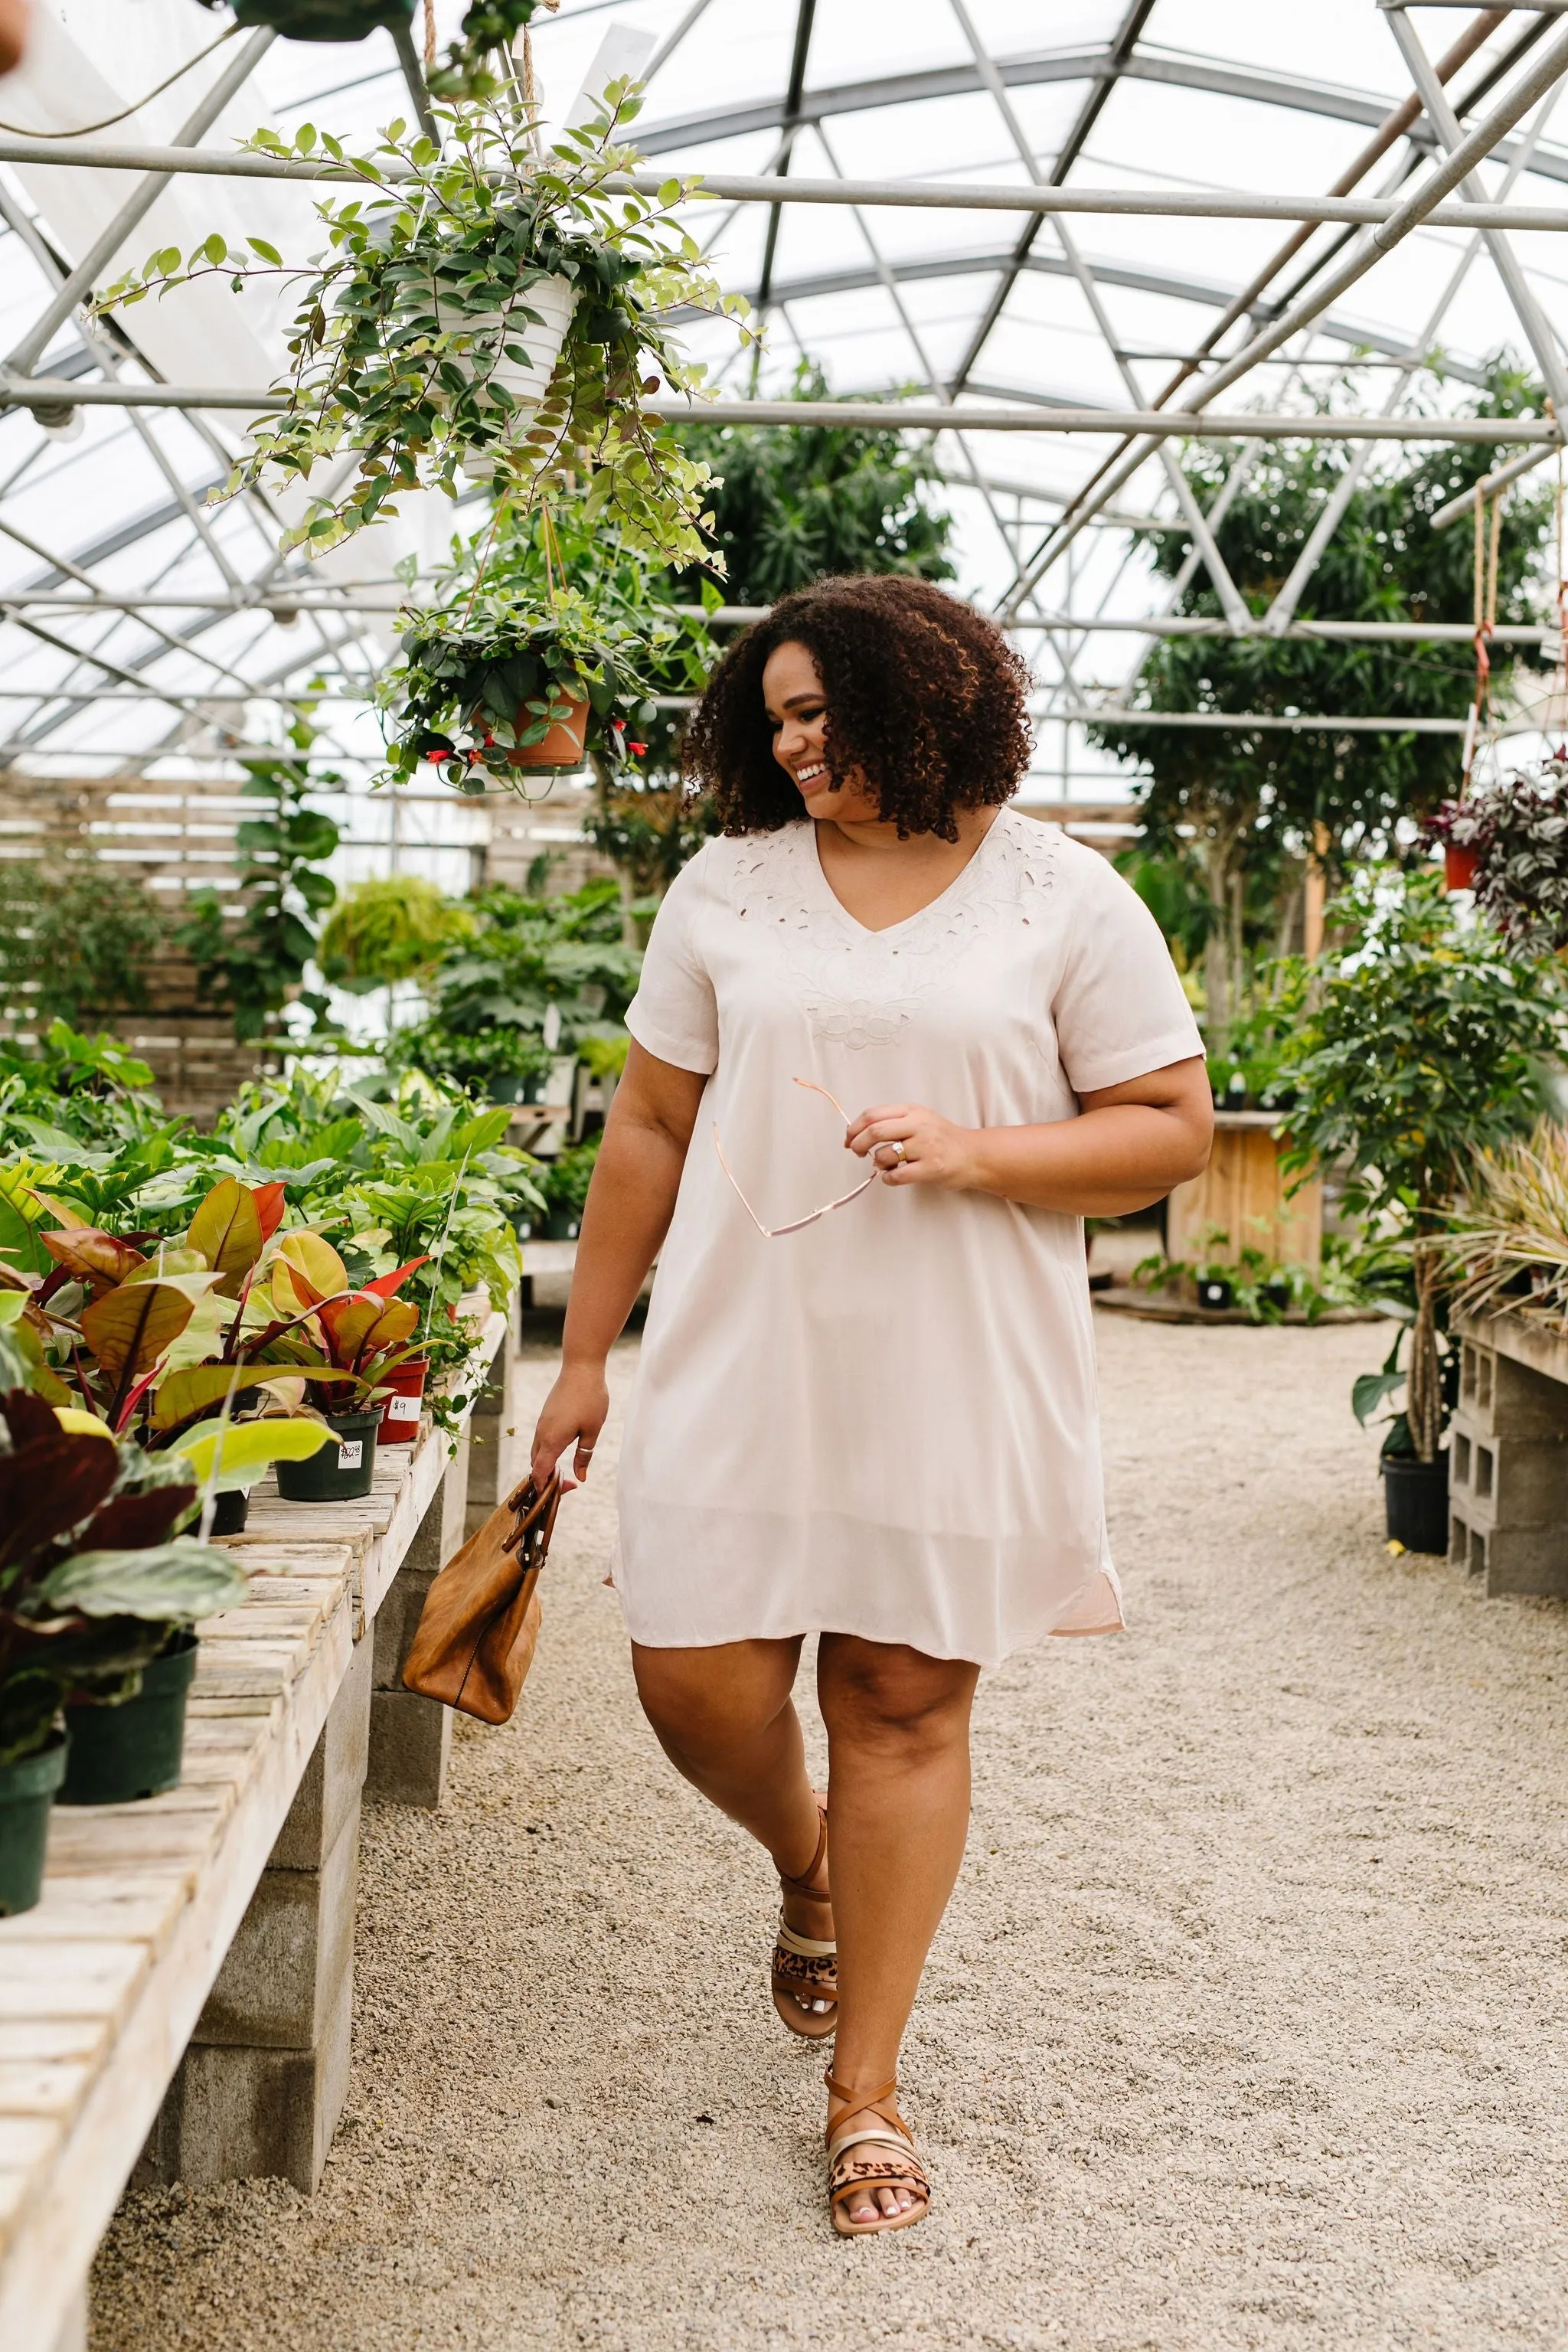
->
[0,1312,505,2352]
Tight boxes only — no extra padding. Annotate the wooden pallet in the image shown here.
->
[0,1314,501,2352]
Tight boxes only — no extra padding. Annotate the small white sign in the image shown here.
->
[337,1439,364,1469]
[385,1393,420,1422]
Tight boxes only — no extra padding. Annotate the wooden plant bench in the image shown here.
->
[0,1304,530,2352]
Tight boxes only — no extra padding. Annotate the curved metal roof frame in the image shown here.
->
[0,1,1563,804]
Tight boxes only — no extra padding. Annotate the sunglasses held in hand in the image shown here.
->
[714,1078,877,1239]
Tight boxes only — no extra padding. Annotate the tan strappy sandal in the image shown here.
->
[825,2069,931,2236]
[771,1794,837,2040]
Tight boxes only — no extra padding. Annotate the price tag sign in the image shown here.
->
[337,1439,364,1470]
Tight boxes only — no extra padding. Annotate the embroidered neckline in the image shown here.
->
[724,812,1060,1051]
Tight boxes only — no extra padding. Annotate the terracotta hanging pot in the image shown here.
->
[1445,843,1481,892]
[500,692,591,771]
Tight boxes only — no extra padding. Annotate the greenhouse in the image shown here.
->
[4,2,1568,2345]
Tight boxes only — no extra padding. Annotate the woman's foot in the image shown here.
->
[772,1794,838,2034]
[825,2072,930,2233]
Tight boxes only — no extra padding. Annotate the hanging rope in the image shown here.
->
[1461,491,1502,795]
[423,0,437,71]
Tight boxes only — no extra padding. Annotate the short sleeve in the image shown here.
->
[1049,839,1205,1095]
[624,845,720,1076]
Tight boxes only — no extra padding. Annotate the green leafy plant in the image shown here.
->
[0,862,163,1029]
[0,1388,247,1769]
[97,85,753,563]
[537,1132,599,1219]
[391,877,639,1083]
[670,358,956,603]
[317,875,471,991]
[1276,866,1565,1459]
[177,748,339,1042]
[1426,755,1568,955]
[379,578,662,792]
[1444,1120,1568,1326]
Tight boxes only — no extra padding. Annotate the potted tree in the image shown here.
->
[96,84,752,564]
[1275,866,1565,1550]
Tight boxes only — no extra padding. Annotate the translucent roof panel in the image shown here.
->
[0,0,1561,817]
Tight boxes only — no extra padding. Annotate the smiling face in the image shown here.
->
[762,639,884,828]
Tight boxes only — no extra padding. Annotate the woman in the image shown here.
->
[531,575,1211,2236]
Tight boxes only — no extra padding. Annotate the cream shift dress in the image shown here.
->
[614,808,1204,1668]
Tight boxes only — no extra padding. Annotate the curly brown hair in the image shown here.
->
[681,574,1034,843]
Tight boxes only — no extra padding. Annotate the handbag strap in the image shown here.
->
[500,1471,563,1572]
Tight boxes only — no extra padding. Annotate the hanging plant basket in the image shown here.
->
[1445,843,1481,892]
[454,279,580,481]
[380,586,655,793]
[228,1,414,36]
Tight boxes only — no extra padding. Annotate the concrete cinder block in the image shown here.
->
[151,1947,353,2193]
[1459,1340,1568,1441]
[367,1685,452,1808]
[1485,1523,1568,1599]
[270,1627,371,1872]
[194,1807,360,2050]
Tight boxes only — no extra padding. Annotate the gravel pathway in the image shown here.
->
[93,1316,1568,2351]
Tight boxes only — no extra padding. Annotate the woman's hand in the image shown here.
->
[531,1359,609,1487]
[844,1102,979,1190]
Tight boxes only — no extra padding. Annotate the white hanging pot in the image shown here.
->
[453,275,580,480]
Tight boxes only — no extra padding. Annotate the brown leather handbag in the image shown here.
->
[401,1472,562,1724]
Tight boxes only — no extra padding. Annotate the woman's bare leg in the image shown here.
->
[816,1634,979,2223]
[631,1638,832,1952]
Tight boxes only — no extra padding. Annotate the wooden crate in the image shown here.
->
[1165,1109,1321,1276]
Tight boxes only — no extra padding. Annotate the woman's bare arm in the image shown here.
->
[529,1041,706,1484]
[844,1056,1214,1216]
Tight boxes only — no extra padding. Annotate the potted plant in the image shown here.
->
[316,875,471,994]
[378,581,663,792]
[1275,867,1565,1548]
[535,1135,598,1241]
[1445,1120,1568,1324]
[0,1383,249,1892]
[247,1232,426,1500]
[389,877,640,1102]
[1426,757,1568,948]
[204,2,415,35]
[96,85,752,563]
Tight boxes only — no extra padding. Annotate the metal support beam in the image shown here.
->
[1001,17,1568,613]
[5,28,278,377]
[1,138,1568,230]
[947,0,1155,399]
[0,378,1549,437]
[1386,7,1568,412]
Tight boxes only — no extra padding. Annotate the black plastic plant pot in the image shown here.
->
[276,1408,380,1503]
[1197,1277,1234,1312]
[1383,1451,1449,1555]
[542,1208,583,1242]
[0,1733,67,1915]
[211,1488,250,1537]
[60,1635,198,1808]
[488,1073,546,1106]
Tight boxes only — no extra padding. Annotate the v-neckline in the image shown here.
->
[808,808,1005,939]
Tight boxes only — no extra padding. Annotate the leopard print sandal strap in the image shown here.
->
[772,1795,837,2040]
[824,2072,930,2238]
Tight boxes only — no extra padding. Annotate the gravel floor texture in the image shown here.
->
[92,1314,1568,2352]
